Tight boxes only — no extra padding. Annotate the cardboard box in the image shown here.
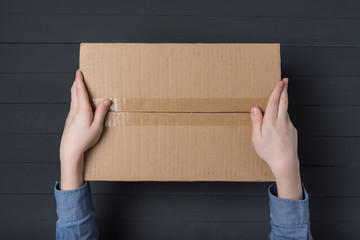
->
[80,43,280,181]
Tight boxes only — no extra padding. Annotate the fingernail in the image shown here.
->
[279,80,284,87]
[251,107,258,115]
[104,99,112,107]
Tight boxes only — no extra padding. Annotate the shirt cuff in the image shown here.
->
[268,182,310,226]
[54,181,94,221]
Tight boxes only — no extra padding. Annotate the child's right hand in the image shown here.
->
[250,78,303,200]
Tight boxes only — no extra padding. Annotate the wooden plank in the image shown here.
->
[281,47,360,76]
[1,104,360,136]
[188,222,270,240]
[1,45,360,76]
[2,75,360,106]
[0,221,358,240]
[0,44,78,73]
[0,104,69,133]
[98,221,187,240]
[0,134,61,163]
[287,76,360,106]
[0,194,359,222]
[0,73,73,103]
[298,136,360,167]
[1,0,360,17]
[188,222,360,240]
[1,15,360,45]
[0,163,358,196]
[0,221,56,240]
[2,134,359,167]
[288,106,360,136]
[0,220,187,240]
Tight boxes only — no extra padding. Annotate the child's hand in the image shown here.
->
[251,78,303,200]
[59,70,112,190]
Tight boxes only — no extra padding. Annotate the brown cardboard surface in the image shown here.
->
[80,43,280,181]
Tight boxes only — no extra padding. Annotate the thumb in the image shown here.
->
[251,107,263,140]
[92,99,112,129]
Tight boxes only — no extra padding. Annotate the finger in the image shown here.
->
[75,70,91,108]
[92,99,112,129]
[250,107,263,140]
[70,78,78,112]
[278,78,289,119]
[264,80,284,122]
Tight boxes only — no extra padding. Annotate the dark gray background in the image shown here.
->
[1,0,360,239]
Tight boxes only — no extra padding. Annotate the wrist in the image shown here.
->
[60,150,84,164]
[268,154,299,178]
[60,153,85,190]
[269,157,303,200]
[274,169,303,200]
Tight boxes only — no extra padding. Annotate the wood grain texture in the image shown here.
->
[1,15,360,45]
[1,0,360,17]
[0,194,359,222]
[1,221,358,240]
[0,73,73,103]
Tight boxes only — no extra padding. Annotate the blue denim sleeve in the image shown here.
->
[54,181,99,240]
[268,182,313,240]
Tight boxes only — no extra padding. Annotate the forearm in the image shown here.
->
[268,182,313,240]
[54,181,98,240]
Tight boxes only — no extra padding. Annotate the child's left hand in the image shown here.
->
[59,70,112,190]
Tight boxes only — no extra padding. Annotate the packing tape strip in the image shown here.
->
[92,98,267,112]
[104,112,252,127]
